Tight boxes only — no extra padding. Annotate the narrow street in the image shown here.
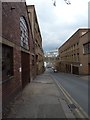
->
[1,1,90,119]
[6,70,79,119]
[47,68,88,115]
[6,68,89,118]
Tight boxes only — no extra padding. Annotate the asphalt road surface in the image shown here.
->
[46,68,88,115]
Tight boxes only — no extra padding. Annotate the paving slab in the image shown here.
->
[7,73,74,118]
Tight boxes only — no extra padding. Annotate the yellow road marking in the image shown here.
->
[50,75,89,118]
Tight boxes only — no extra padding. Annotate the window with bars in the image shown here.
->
[20,17,29,50]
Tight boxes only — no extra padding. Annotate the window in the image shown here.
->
[2,44,13,81]
[32,55,34,66]
[77,42,79,46]
[83,42,90,54]
[20,17,29,50]
[77,53,79,61]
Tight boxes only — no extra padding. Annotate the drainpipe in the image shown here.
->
[71,64,72,74]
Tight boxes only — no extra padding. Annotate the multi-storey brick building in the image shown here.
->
[1,2,35,114]
[27,5,44,75]
[58,28,90,75]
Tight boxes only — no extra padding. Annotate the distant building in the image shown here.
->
[27,5,44,75]
[44,49,58,58]
[58,28,90,75]
[44,49,59,67]
[2,2,34,114]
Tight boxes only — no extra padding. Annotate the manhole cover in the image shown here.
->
[68,104,77,109]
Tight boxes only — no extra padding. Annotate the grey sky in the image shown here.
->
[26,0,89,52]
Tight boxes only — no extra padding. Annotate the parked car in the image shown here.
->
[54,69,58,73]
[52,67,58,73]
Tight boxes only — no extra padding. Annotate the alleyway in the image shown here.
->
[7,71,75,118]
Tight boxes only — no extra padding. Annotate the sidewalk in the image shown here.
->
[7,72,75,118]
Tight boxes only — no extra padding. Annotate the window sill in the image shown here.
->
[83,53,90,55]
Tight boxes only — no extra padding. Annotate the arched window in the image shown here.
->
[20,17,29,50]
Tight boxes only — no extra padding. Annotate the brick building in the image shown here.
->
[58,29,90,75]
[27,5,44,75]
[1,2,35,113]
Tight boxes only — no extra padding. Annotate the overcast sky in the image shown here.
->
[26,0,89,52]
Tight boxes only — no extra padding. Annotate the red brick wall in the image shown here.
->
[2,2,33,110]
[2,2,32,46]
[58,29,89,75]
[79,31,90,75]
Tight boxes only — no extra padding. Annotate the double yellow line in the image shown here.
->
[51,74,89,119]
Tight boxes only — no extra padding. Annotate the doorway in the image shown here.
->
[21,51,30,88]
[88,63,90,75]
[72,66,79,75]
